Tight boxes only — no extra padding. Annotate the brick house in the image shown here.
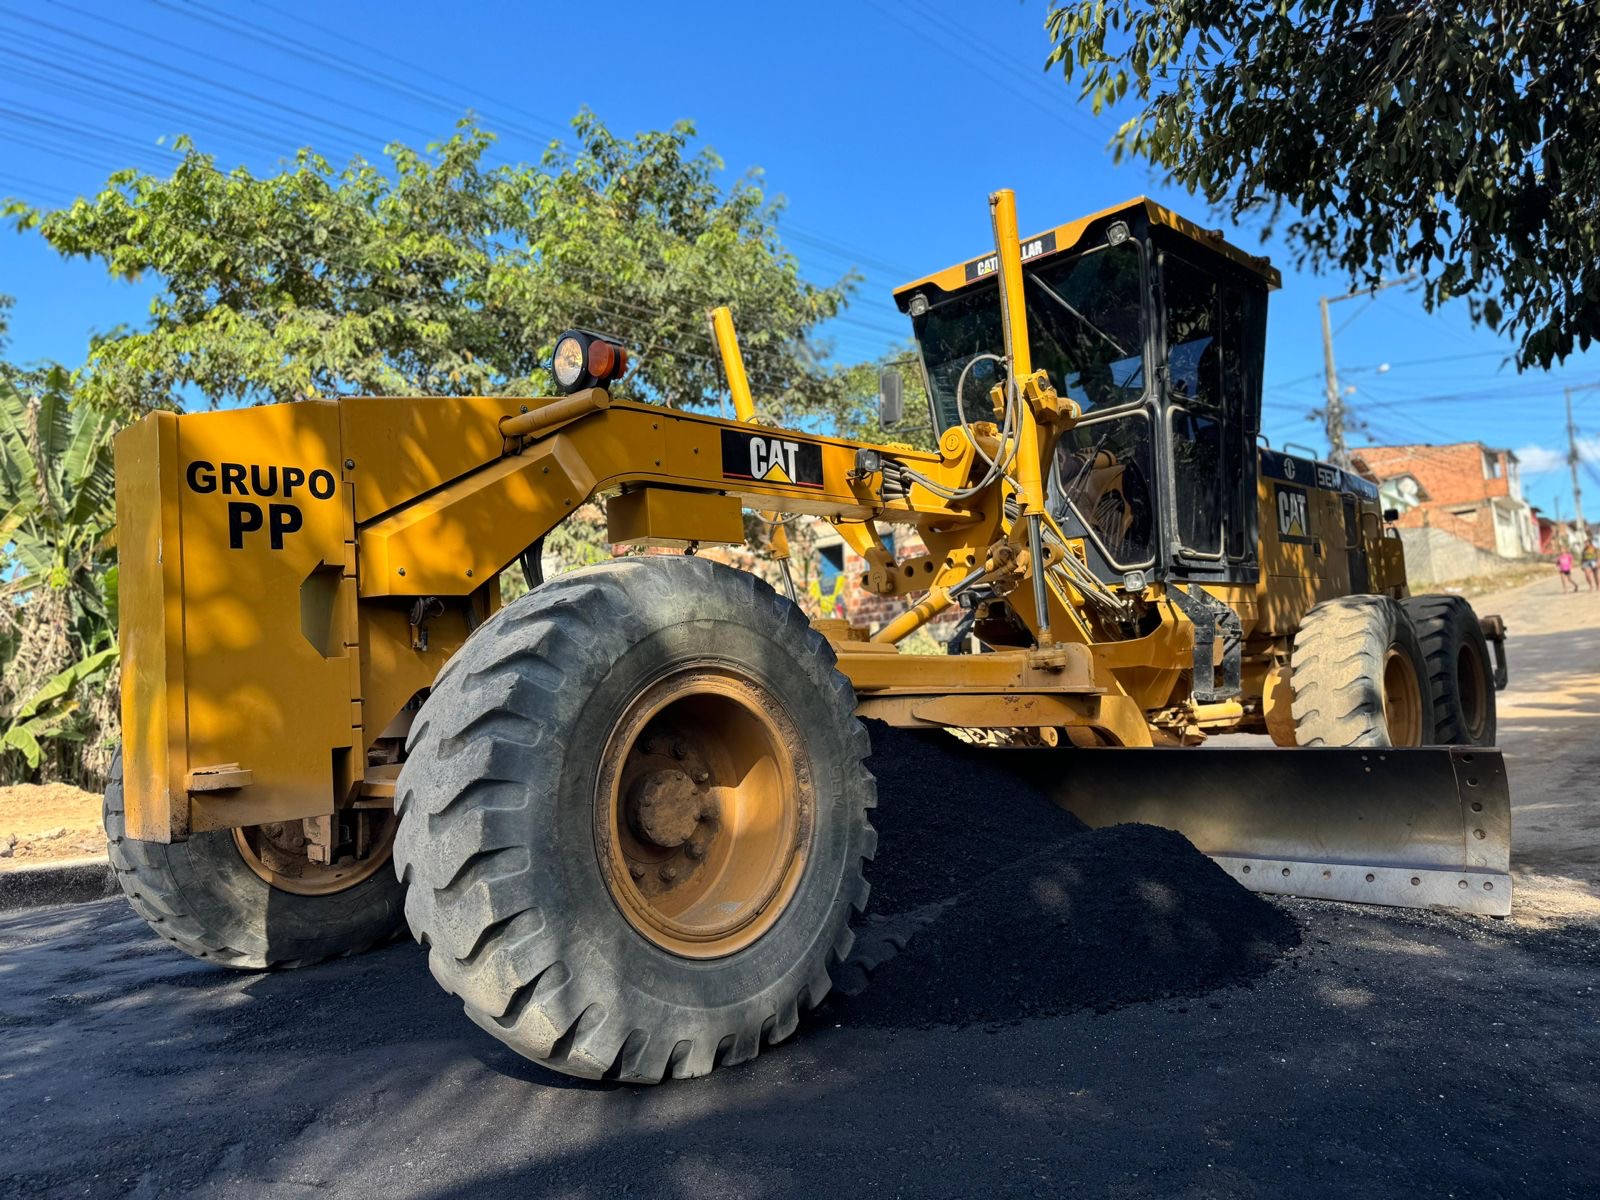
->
[1533,509,1580,554]
[804,521,959,649]
[1351,442,1538,559]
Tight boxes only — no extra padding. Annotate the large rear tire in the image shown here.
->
[1402,594,1497,746]
[394,556,876,1083]
[1290,596,1434,747]
[104,753,407,968]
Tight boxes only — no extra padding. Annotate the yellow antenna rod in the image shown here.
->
[709,306,757,424]
[709,304,796,591]
[989,188,1054,644]
[989,189,1046,519]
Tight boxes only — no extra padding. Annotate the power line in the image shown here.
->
[1267,350,1508,390]
[866,0,1106,146]
[0,62,914,352]
[0,126,903,396]
[0,172,75,206]
[2,5,386,153]
[169,0,922,284]
[0,47,335,162]
[8,1,921,298]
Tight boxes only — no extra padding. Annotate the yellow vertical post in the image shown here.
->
[989,189,1045,518]
[709,305,796,580]
[709,306,756,424]
[989,188,1054,644]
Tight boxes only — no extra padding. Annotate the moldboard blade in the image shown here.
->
[1042,745,1511,916]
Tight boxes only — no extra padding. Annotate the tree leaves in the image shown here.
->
[0,644,118,769]
[1044,1,1600,369]
[9,114,866,419]
[0,367,120,656]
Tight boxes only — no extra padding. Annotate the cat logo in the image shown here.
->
[1276,483,1314,544]
[720,429,825,489]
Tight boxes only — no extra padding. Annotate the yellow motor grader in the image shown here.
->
[108,190,1510,1081]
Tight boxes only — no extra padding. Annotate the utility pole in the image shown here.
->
[1567,388,1588,543]
[1319,296,1344,467]
[1317,275,1414,467]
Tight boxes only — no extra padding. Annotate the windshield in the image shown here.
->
[912,241,1145,432]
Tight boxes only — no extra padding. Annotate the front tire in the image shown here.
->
[1290,596,1434,747]
[104,754,406,968]
[394,557,876,1083]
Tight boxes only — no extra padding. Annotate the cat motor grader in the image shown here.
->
[109,189,1510,1081]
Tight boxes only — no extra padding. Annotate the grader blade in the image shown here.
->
[1045,746,1512,917]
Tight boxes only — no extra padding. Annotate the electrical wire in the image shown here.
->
[895,353,1022,502]
[179,0,925,286]
[0,87,916,401]
[4,2,924,300]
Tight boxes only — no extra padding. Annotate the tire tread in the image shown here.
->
[395,557,875,1083]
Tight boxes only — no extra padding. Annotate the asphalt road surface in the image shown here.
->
[4,576,1599,1199]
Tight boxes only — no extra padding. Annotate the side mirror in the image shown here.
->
[878,368,903,427]
[1383,507,1400,523]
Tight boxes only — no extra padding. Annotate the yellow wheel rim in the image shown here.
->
[234,811,398,897]
[594,666,813,960]
[1381,647,1425,746]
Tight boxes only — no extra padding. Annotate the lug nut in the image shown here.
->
[659,865,678,882]
[685,841,706,860]
[671,740,689,760]
[693,769,709,784]
[629,864,645,880]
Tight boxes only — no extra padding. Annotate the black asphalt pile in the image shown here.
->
[859,721,1088,914]
[839,721,1301,1027]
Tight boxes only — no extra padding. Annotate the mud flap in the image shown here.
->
[1045,746,1512,916]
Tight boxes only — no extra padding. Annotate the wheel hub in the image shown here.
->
[595,667,812,959]
[628,764,717,849]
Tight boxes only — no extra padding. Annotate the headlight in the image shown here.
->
[550,329,630,395]
[553,333,588,391]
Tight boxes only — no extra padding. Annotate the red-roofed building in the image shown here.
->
[1350,442,1537,559]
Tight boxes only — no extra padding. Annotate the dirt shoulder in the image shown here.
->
[0,781,105,869]
[1454,573,1600,924]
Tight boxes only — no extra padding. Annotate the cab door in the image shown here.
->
[1157,250,1265,582]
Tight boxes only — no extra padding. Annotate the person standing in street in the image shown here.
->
[1558,548,1579,592]
[1582,541,1599,592]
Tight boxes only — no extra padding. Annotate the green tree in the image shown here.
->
[829,347,936,450]
[0,118,924,781]
[1045,2,1600,368]
[0,338,121,785]
[6,113,859,416]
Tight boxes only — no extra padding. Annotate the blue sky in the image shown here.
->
[3,0,1598,519]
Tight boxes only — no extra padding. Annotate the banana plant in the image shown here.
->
[0,365,122,781]
[0,368,119,644]
[0,644,118,767]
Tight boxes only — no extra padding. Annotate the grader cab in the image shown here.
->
[108,191,1510,1082]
